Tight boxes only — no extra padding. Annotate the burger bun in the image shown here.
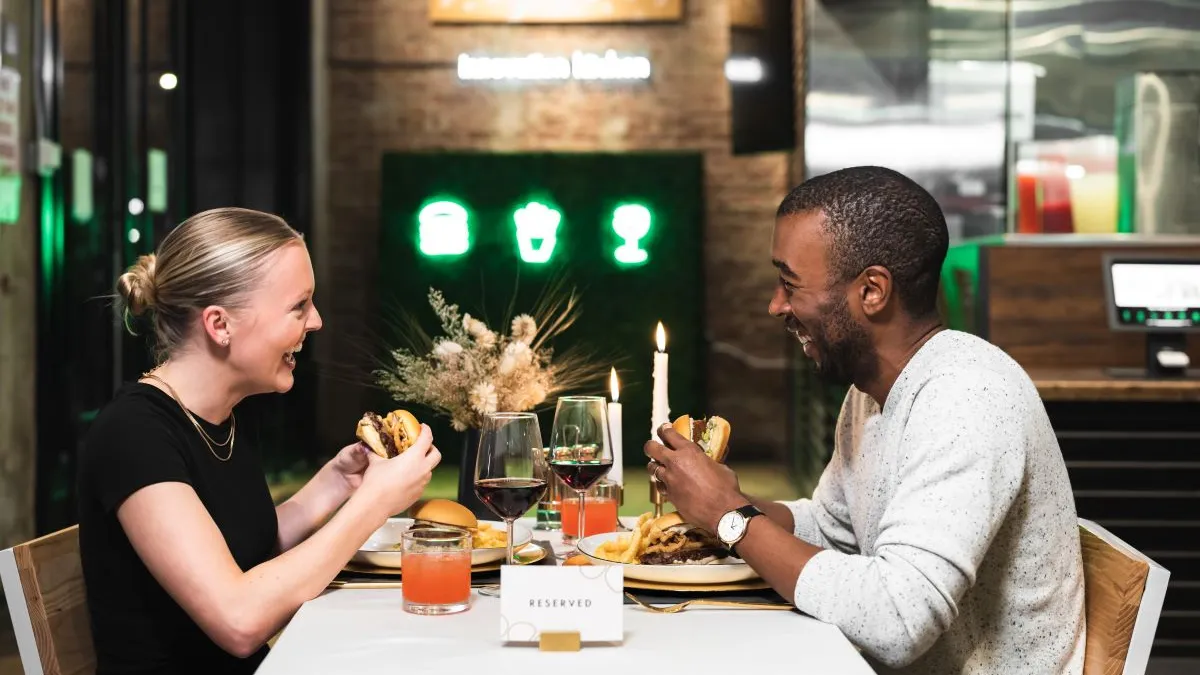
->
[410,498,478,531]
[671,414,732,463]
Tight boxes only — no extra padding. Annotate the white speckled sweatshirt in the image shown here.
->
[782,330,1085,674]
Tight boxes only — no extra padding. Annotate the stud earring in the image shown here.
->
[221,338,229,346]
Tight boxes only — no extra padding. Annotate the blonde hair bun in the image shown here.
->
[117,253,158,317]
[112,207,302,362]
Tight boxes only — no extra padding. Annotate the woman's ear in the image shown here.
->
[200,306,231,347]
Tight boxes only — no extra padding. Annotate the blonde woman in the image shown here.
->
[76,208,441,674]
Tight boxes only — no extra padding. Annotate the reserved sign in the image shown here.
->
[500,565,624,643]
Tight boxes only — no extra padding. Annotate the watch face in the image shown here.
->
[717,511,746,545]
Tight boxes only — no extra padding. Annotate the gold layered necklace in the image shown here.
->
[141,371,236,462]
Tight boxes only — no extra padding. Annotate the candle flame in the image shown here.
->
[610,367,620,402]
[655,321,666,352]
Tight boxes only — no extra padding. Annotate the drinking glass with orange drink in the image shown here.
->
[401,527,471,615]
[561,480,619,538]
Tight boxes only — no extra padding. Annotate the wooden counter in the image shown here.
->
[1030,368,1200,402]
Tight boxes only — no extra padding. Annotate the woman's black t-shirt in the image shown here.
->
[77,382,280,675]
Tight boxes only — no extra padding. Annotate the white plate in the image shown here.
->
[577,531,761,584]
[352,518,532,569]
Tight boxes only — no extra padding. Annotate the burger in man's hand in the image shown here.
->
[671,414,732,463]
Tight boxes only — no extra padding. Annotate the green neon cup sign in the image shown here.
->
[513,201,561,264]
[417,199,471,256]
[611,203,651,265]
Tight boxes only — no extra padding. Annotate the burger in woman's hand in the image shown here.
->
[356,409,421,458]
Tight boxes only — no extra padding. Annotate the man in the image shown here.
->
[646,166,1085,674]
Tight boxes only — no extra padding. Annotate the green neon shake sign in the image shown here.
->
[513,201,561,264]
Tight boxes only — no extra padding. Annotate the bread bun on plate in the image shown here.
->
[410,498,478,531]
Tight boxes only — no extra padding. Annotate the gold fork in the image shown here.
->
[624,592,793,613]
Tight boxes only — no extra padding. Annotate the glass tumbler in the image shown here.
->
[401,527,472,615]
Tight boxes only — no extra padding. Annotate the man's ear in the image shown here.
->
[859,265,893,318]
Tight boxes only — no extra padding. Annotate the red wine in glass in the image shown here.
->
[474,412,548,572]
[549,459,612,491]
[475,477,548,520]
[548,396,614,546]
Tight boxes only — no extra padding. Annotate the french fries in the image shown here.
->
[593,513,655,563]
[472,523,507,549]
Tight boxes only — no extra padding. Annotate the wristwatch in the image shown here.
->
[716,504,764,555]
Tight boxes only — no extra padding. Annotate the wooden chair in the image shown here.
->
[1080,519,1169,675]
[0,525,95,675]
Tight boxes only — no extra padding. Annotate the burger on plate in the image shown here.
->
[356,409,421,459]
[638,512,730,565]
[409,499,477,532]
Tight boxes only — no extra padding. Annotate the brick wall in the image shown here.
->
[317,0,794,461]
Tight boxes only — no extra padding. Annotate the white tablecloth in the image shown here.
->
[256,519,876,675]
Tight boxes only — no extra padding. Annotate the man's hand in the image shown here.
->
[644,423,747,532]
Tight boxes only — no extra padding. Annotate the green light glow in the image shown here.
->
[148,148,168,214]
[611,203,651,264]
[417,199,471,256]
[0,174,20,224]
[513,201,561,264]
[71,149,93,223]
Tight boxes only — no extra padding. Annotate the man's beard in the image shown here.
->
[805,293,877,387]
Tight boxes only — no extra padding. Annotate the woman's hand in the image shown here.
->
[358,424,442,518]
[327,442,372,494]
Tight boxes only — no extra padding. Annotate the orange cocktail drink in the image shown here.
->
[561,496,618,538]
[401,527,471,615]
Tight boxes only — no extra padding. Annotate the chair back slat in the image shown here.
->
[2,526,95,675]
[1081,523,1151,675]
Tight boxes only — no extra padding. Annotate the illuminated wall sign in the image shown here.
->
[416,196,658,267]
[457,50,651,82]
[611,203,651,265]
[418,199,471,256]
[725,57,765,84]
[431,0,683,24]
[513,201,562,263]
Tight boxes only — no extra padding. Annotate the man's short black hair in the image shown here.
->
[776,165,948,318]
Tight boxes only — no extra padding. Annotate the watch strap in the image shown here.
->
[736,504,764,520]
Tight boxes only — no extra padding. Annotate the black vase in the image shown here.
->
[455,427,493,518]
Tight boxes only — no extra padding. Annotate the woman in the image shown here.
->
[76,207,441,674]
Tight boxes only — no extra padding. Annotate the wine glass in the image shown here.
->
[474,412,549,567]
[549,396,614,546]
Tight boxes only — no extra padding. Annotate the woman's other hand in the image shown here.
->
[327,442,372,494]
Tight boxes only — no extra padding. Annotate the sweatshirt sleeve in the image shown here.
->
[792,371,1028,669]
[778,451,858,553]
[777,388,862,552]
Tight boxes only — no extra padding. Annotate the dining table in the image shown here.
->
[255,516,877,674]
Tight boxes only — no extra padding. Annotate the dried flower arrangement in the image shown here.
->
[375,286,605,431]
